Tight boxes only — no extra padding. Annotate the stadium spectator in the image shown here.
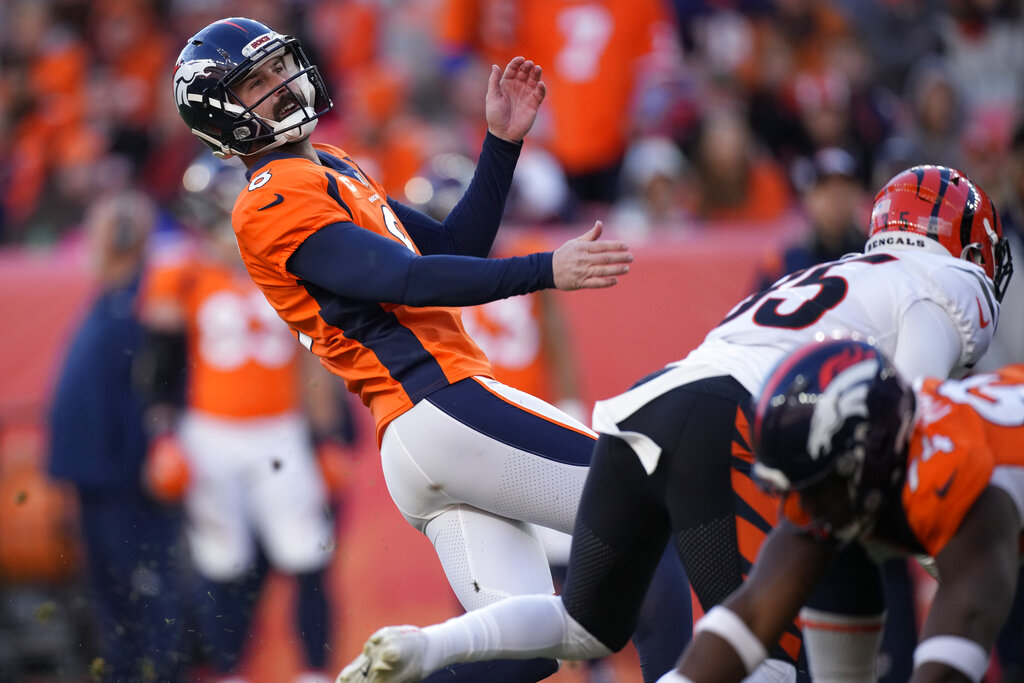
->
[436,0,686,209]
[831,0,944,98]
[682,104,793,223]
[611,136,691,237]
[873,56,967,189]
[755,147,866,290]
[47,190,189,682]
[938,0,1024,128]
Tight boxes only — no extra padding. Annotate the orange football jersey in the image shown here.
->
[232,143,494,445]
[903,366,1024,557]
[141,249,300,418]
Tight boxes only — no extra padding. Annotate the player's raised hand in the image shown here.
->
[486,56,546,143]
[551,221,633,290]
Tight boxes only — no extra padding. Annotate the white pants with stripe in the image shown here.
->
[380,376,594,611]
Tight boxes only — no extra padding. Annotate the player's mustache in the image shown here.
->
[275,91,304,120]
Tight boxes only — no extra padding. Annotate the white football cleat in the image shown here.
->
[336,625,427,683]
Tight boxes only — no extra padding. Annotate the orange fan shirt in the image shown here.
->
[902,366,1024,558]
[439,0,677,174]
[232,143,493,445]
[141,250,300,418]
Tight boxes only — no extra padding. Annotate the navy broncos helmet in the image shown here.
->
[752,339,916,543]
[172,17,332,158]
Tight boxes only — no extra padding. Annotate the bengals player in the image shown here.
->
[674,339,1024,683]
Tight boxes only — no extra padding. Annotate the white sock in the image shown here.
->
[420,594,611,672]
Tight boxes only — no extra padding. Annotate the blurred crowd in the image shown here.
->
[3,1,1024,682]
[1,0,1022,248]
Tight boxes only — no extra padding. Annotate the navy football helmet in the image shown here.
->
[172,17,332,157]
[752,339,916,543]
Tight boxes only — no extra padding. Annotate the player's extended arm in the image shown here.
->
[387,55,544,259]
[389,132,521,258]
[677,526,834,683]
[287,221,630,306]
[911,486,1021,683]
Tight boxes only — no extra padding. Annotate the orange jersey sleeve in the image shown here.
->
[233,144,493,445]
[902,368,1024,557]
[140,255,301,418]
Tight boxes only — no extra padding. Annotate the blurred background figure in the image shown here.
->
[133,157,352,683]
[47,189,189,682]
[611,136,690,237]
[755,146,865,289]
[937,0,1024,130]
[436,0,686,214]
[872,56,966,188]
[681,104,793,223]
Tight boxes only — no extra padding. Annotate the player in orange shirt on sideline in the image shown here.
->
[171,16,692,683]
[135,160,349,683]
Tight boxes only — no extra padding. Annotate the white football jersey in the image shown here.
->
[593,249,999,474]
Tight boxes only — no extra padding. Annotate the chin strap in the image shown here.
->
[247,106,319,155]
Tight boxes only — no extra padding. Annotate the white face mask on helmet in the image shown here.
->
[173,18,333,158]
[245,48,321,153]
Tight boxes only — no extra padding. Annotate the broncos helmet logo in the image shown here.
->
[806,359,877,460]
[173,59,224,109]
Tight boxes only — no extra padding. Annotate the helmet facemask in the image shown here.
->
[217,39,325,155]
[174,23,332,158]
[978,214,1014,302]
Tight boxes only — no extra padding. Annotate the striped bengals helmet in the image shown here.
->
[866,165,1013,301]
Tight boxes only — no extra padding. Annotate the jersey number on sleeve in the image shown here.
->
[382,205,415,253]
[938,373,1024,427]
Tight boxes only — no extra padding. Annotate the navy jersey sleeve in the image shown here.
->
[388,132,521,257]
[286,221,555,307]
